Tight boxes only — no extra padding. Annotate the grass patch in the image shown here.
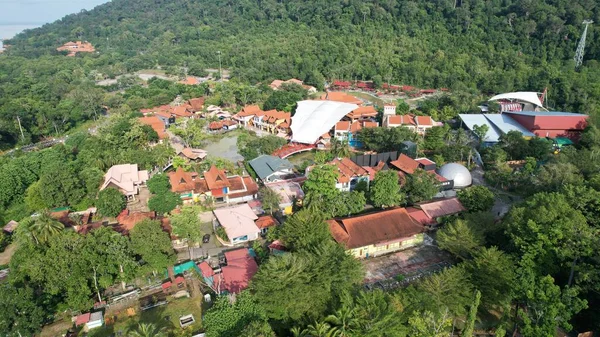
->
[89,295,203,337]
[349,91,386,107]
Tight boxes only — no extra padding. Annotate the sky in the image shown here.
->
[0,0,109,38]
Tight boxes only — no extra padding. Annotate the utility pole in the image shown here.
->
[574,20,593,68]
[217,50,222,81]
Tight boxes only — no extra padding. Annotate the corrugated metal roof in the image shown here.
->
[459,114,502,142]
[483,114,535,137]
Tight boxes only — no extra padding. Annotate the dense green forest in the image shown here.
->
[2,0,600,149]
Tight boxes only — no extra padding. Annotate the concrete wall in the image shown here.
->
[348,234,424,258]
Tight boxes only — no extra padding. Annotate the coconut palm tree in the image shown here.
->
[325,304,359,337]
[128,323,167,337]
[305,321,338,337]
[23,211,64,244]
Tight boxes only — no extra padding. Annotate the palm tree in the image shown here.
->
[26,211,64,244]
[128,323,167,337]
[325,304,359,337]
[290,327,308,337]
[306,321,338,337]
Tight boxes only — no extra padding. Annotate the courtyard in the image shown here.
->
[362,242,454,290]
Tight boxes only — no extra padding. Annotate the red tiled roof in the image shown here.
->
[180,77,199,85]
[175,276,185,284]
[320,92,362,105]
[138,116,167,139]
[256,215,279,229]
[75,313,91,326]
[162,281,172,290]
[348,106,377,119]
[333,80,352,87]
[268,240,286,251]
[204,166,231,190]
[221,249,258,293]
[188,97,205,111]
[389,154,420,174]
[169,167,199,193]
[336,121,350,131]
[116,210,156,232]
[173,106,193,117]
[417,197,465,218]
[328,208,424,249]
[237,105,263,117]
[416,116,434,126]
[330,157,369,184]
[362,121,378,128]
[209,121,223,130]
[228,176,258,199]
[198,261,214,277]
[406,207,436,225]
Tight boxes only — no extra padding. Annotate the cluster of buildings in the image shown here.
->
[461,91,589,146]
[330,80,444,97]
[56,41,95,56]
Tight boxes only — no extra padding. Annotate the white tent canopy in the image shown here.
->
[291,100,358,144]
[488,92,543,108]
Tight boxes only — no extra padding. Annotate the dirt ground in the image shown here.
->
[362,243,453,285]
[0,243,17,265]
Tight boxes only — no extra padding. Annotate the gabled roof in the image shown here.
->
[101,164,149,195]
[213,204,259,240]
[169,167,199,193]
[335,121,351,131]
[406,207,436,225]
[221,248,258,293]
[255,215,279,229]
[3,220,19,233]
[179,148,207,160]
[415,116,434,126]
[328,208,424,249]
[417,197,465,219]
[172,105,193,117]
[138,116,167,139]
[348,106,377,119]
[248,155,294,180]
[204,166,231,190]
[197,261,214,277]
[319,92,363,105]
[389,154,420,174]
[237,105,263,117]
[330,157,369,183]
[188,97,205,111]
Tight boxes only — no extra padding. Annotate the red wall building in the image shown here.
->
[505,111,588,140]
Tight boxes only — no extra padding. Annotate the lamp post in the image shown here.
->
[217,50,222,81]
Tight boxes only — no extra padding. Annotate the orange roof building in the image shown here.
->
[179,77,200,85]
[328,207,425,258]
[327,158,370,191]
[383,114,436,135]
[138,116,167,140]
[346,106,378,121]
[168,165,258,204]
[57,41,95,56]
[320,92,363,105]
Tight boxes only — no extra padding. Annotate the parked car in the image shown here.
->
[202,234,211,243]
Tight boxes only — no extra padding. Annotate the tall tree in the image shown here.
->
[259,187,282,215]
[96,187,126,217]
[370,170,404,208]
[169,205,203,259]
[403,169,439,204]
[130,219,176,274]
[303,165,339,206]
[457,185,495,212]
[462,290,481,337]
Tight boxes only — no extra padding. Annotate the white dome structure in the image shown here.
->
[438,163,472,189]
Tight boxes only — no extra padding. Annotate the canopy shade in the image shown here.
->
[291,100,358,144]
[489,92,543,108]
